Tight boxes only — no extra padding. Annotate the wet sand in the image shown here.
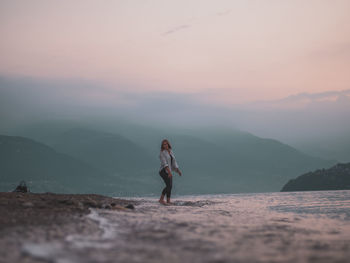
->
[0,192,136,263]
[1,191,350,263]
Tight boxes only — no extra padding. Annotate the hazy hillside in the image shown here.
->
[2,76,349,167]
[189,128,332,174]
[7,121,336,195]
[165,130,335,193]
[52,128,157,174]
[281,163,350,192]
[291,135,350,163]
[0,135,120,194]
[107,125,335,192]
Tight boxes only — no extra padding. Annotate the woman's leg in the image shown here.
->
[159,194,165,204]
[165,177,172,203]
[159,169,167,203]
[159,169,172,203]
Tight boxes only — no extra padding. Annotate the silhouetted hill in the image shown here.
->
[193,128,332,174]
[167,131,335,193]
[0,135,120,194]
[9,121,336,194]
[49,128,161,195]
[52,128,156,174]
[281,163,350,192]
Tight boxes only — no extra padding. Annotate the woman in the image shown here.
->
[159,139,182,205]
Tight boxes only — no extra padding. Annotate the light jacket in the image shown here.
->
[159,149,179,172]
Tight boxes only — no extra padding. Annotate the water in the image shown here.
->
[23,191,350,263]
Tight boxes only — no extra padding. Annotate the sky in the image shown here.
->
[1,0,350,105]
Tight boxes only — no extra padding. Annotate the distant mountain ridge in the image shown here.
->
[3,122,337,195]
[0,135,120,194]
[167,129,335,193]
[52,128,156,175]
[281,163,350,192]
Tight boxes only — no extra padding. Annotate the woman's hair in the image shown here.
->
[161,139,172,150]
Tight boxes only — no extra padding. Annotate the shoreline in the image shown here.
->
[0,192,137,263]
[0,192,137,230]
[1,191,350,263]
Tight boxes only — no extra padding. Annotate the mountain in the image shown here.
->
[51,128,156,175]
[291,134,350,163]
[234,90,350,163]
[0,135,120,194]
[7,121,336,195]
[165,129,335,193]
[281,163,350,192]
[2,76,349,165]
[50,128,161,195]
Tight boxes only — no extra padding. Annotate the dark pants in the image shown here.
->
[159,168,172,199]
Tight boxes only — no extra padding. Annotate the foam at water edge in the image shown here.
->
[87,208,118,239]
[65,208,118,249]
[22,242,74,263]
[22,208,119,263]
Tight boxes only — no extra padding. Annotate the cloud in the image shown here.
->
[248,89,350,110]
[278,89,350,102]
[0,75,230,128]
[160,8,230,37]
[161,24,191,36]
[1,75,350,147]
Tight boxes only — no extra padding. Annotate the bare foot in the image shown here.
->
[166,201,174,206]
[159,200,166,205]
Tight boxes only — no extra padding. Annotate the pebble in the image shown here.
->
[124,204,135,210]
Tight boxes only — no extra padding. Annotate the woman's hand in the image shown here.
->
[176,168,182,176]
[166,167,172,178]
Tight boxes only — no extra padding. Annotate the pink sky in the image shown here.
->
[1,0,350,104]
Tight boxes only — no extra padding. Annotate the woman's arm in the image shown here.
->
[166,166,173,178]
[160,151,172,178]
[170,152,181,176]
[175,168,182,176]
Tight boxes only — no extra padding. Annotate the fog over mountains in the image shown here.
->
[1,75,349,162]
[239,89,350,162]
[0,76,349,195]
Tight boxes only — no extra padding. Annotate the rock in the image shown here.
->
[111,205,124,210]
[13,181,29,193]
[125,204,135,210]
[87,201,103,208]
[83,198,99,208]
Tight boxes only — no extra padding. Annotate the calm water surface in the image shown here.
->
[24,190,350,263]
